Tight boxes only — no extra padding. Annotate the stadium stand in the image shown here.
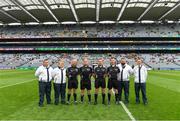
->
[0,24,179,38]
[0,53,179,70]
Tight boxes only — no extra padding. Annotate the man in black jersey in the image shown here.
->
[94,58,107,105]
[79,58,93,104]
[66,59,79,104]
[107,57,120,105]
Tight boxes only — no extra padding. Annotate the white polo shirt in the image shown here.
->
[133,65,148,83]
[117,63,133,81]
[52,67,66,84]
[35,65,53,82]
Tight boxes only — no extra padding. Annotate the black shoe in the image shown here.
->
[124,100,129,104]
[66,101,70,105]
[115,101,120,105]
[144,101,148,105]
[39,104,44,107]
[74,101,78,105]
[136,101,140,104]
[61,101,65,104]
[102,101,106,105]
[108,101,110,105]
[80,101,84,104]
[54,102,59,105]
[47,102,51,104]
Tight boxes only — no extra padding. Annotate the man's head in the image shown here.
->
[136,58,142,66]
[83,58,89,66]
[43,59,49,67]
[98,58,104,66]
[58,59,64,68]
[110,57,116,65]
[71,59,78,67]
[120,58,126,66]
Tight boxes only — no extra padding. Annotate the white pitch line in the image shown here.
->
[120,101,136,121]
[0,79,35,89]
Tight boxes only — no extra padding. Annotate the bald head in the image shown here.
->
[71,59,77,67]
[83,58,89,66]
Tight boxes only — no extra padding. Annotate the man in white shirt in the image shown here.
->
[35,59,53,107]
[117,58,133,104]
[133,58,148,105]
[52,59,66,105]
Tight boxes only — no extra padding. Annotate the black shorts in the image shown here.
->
[108,79,118,89]
[81,80,91,90]
[68,80,78,89]
[95,79,106,88]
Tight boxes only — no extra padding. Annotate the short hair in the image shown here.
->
[59,58,64,61]
[110,57,116,62]
[43,59,48,62]
[137,57,143,62]
[110,57,116,60]
[120,57,126,61]
[58,59,64,63]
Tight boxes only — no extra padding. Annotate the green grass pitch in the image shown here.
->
[0,69,180,120]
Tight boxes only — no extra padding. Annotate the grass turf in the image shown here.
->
[0,69,180,120]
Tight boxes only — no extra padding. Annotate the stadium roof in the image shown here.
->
[0,0,179,25]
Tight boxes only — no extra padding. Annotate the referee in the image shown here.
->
[79,58,93,104]
[133,58,148,105]
[94,58,107,105]
[107,57,120,105]
[66,59,79,104]
[35,59,53,107]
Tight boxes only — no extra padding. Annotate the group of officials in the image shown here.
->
[35,57,148,107]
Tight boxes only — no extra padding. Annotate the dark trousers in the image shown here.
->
[118,81,129,102]
[135,83,147,103]
[54,83,66,104]
[39,82,51,105]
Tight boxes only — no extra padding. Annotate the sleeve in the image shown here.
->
[35,67,41,77]
[128,66,134,75]
[117,64,121,71]
[66,68,69,77]
[117,67,120,73]
[133,67,135,74]
[90,67,93,73]
[51,69,56,78]
[79,67,82,75]
[76,68,80,80]
[144,67,148,80]
[133,66,137,76]
[104,67,108,78]
[107,67,110,73]
[104,67,107,75]
[92,67,95,74]
[94,67,97,74]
